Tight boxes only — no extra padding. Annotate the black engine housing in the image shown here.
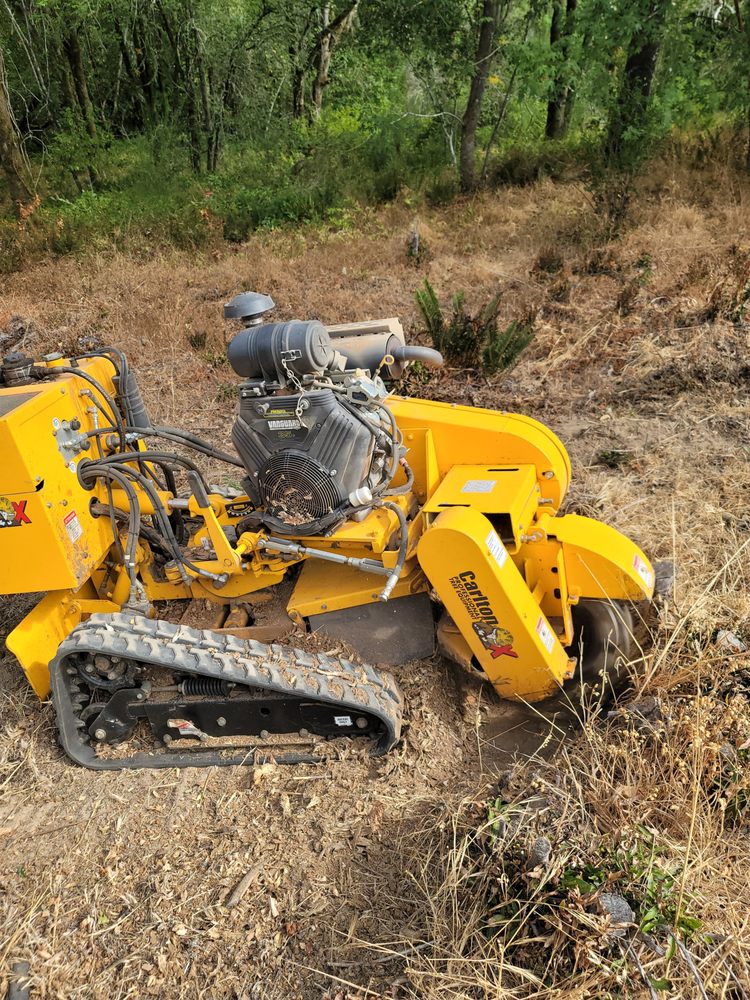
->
[232,387,379,535]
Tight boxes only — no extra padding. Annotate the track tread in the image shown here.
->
[50,613,403,770]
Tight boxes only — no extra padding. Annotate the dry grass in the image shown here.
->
[1,161,750,998]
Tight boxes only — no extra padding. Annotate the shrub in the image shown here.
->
[415,278,536,374]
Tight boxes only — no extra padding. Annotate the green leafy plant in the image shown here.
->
[415,278,535,374]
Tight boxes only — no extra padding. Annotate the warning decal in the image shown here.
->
[633,553,654,590]
[63,510,83,544]
[536,616,556,654]
[486,529,508,569]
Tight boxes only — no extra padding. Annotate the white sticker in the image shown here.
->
[461,479,496,494]
[633,554,654,589]
[536,616,556,653]
[268,418,300,430]
[334,715,353,727]
[63,510,83,543]
[486,529,508,569]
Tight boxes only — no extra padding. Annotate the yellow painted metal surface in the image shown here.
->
[288,558,427,620]
[423,464,541,551]
[0,358,117,593]
[543,513,655,601]
[418,506,573,701]
[388,396,572,509]
[6,583,116,698]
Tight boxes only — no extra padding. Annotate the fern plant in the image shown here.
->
[415,278,535,373]
[482,314,536,375]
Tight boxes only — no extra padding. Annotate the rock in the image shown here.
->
[608,695,663,730]
[596,892,635,935]
[525,835,552,870]
[627,696,662,720]
[715,630,747,654]
[653,560,675,598]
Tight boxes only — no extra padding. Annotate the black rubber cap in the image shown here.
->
[224,291,275,323]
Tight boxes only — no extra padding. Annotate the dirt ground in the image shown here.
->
[1,165,750,998]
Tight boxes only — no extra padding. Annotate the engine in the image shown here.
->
[225,293,442,535]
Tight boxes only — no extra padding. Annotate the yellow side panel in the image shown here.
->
[288,558,427,619]
[543,513,655,601]
[418,507,572,702]
[388,396,572,509]
[423,464,540,551]
[0,361,115,593]
[6,591,83,698]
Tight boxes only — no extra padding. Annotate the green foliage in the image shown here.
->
[415,279,535,374]
[480,810,702,951]
[0,0,748,255]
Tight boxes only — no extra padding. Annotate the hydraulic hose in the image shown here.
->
[376,501,409,602]
[55,366,127,450]
[79,464,140,593]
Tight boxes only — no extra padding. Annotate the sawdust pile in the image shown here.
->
[1,163,750,998]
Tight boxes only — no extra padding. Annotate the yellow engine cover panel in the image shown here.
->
[418,506,572,701]
[0,368,114,593]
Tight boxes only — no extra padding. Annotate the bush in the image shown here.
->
[415,278,536,374]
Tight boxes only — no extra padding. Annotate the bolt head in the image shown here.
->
[217,716,227,727]
[94,728,107,741]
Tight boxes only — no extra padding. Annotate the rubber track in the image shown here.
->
[50,612,403,770]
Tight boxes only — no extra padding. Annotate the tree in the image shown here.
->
[288,0,359,120]
[310,0,359,118]
[460,0,500,191]
[605,0,670,167]
[545,0,577,140]
[0,43,34,214]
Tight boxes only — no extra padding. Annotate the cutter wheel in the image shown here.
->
[561,598,637,704]
[50,614,403,770]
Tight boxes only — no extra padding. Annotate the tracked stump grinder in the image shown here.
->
[0,293,654,768]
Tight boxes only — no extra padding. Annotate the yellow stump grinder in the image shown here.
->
[0,293,655,768]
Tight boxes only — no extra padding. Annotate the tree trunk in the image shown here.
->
[545,0,577,140]
[605,0,669,166]
[311,4,332,117]
[292,62,306,118]
[459,0,499,192]
[0,46,34,215]
[63,30,97,139]
[114,21,148,128]
[310,0,359,119]
[133,14,159,121]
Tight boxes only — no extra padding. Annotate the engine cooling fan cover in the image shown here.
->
[259,450,339,526]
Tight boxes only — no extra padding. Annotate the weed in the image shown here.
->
[187,330,208,350]
[595,448,633,469]
[203,349,228,369]
[532,247,565,275]
[415,279,535,374]
[482,311,537,375]
[215,382,236,402]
